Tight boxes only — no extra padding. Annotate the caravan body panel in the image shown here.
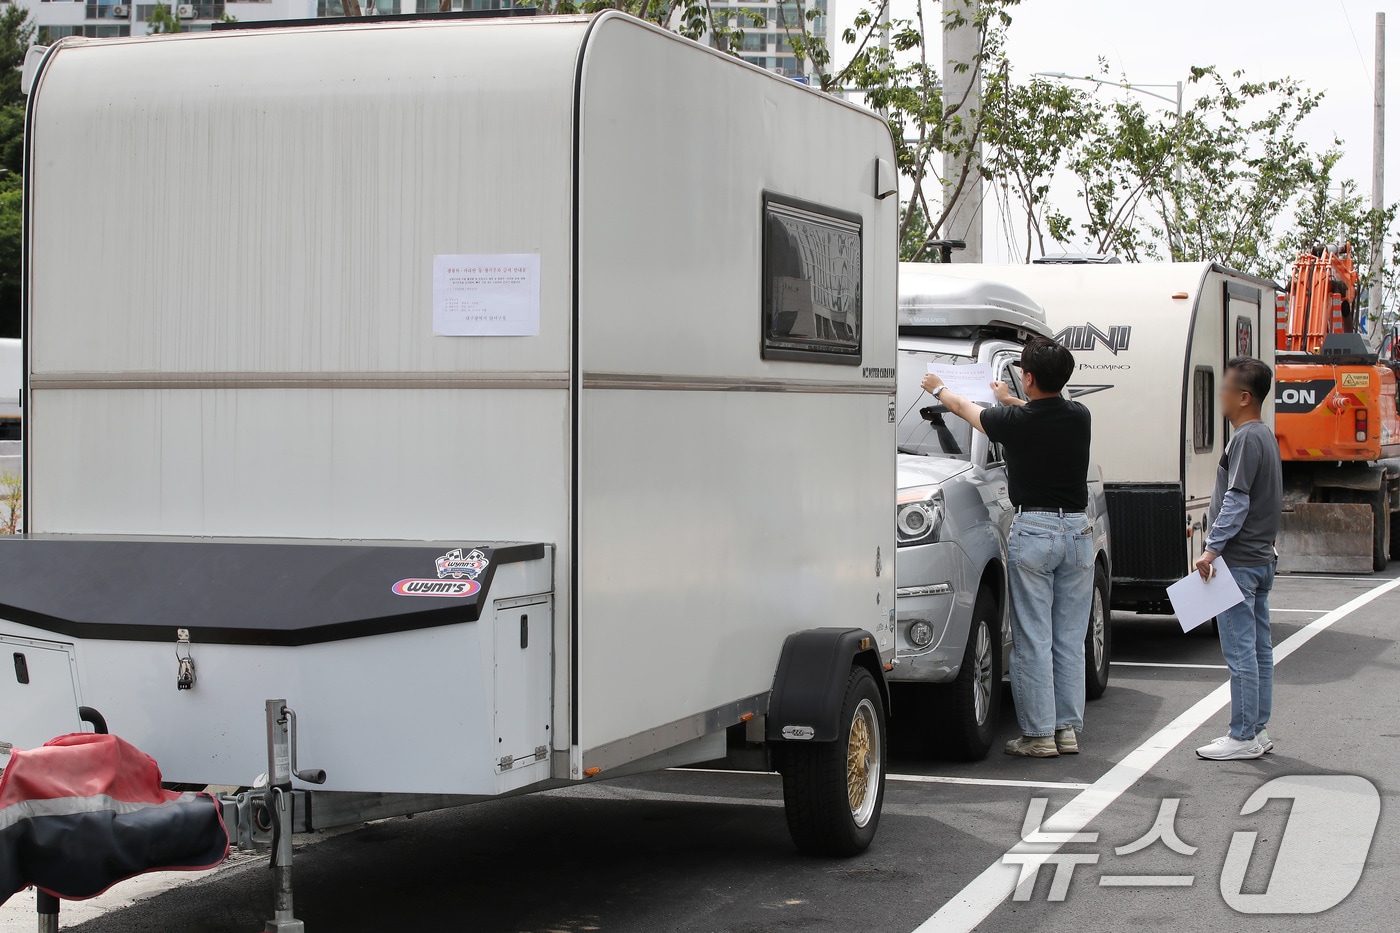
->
[572,18,897,759]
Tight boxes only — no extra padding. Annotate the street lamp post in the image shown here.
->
[1034,71,1185,182]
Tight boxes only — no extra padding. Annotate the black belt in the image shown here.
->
[1015,507,1086,515]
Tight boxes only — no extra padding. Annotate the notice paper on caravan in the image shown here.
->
[926,361,997,406]
[1166,556,1245,632]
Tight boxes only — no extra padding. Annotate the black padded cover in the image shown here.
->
[0,536,546,646]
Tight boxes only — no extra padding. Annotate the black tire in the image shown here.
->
[929,587,1002,760]
[1085,564,1112,700]
[781,665,886,857]
[1373,485,1391,572]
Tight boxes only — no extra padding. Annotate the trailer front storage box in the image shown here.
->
[1,11,899,861]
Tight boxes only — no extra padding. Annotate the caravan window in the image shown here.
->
[1193,366,1215,452]
[762,195,862,364]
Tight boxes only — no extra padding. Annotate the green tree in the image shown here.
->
[0,6,34,109]
[0,172,20,339]
[0,6,29,338]
[146,5,182,34]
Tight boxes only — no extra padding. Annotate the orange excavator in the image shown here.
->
[1274,243,1400,572]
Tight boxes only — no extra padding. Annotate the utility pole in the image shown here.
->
[1371,11,1386,329]
[941,0,983,262]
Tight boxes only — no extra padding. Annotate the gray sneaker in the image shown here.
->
[1055,727,1079,755]
[1196,736,1265,760]
[1005,735,1059,758]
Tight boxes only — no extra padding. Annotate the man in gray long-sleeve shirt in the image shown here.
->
[1194,357,1283,761]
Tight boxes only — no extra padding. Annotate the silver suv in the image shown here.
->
[891,266,1112,760]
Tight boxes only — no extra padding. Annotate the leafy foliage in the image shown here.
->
[147,4,183,34]
[0,6,27,338]
[0,172,18,339]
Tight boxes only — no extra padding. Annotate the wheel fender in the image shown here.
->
[766,627,889,744]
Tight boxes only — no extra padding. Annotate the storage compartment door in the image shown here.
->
[492,597,552,775]
[1,635,83,751]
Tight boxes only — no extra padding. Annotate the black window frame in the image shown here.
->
[760,192,863,366]
[1193,365,1215,453]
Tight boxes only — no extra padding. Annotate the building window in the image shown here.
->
[1193,366,1215,453]
[319,0,402,13]
[738,32,766,52]
[762,194,862,364]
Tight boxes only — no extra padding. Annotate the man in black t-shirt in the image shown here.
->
[920,337,1093,758]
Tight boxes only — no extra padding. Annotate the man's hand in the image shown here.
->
[920,372,945,395]
[992,380,1022,406]
[1194,550,1218,581]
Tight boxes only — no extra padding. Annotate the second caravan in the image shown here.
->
[930,262,1279,611]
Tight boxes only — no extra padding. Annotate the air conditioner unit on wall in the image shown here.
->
[111,5,129,16]
[177,4,195,16]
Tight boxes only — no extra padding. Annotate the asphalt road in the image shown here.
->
[4,569,1397,933]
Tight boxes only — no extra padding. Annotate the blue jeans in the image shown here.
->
[1007,512,1095,737]
[1215,561,1275,741]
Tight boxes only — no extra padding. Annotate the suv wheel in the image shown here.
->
[1084,563,1111,700]
[930,586,1002,760]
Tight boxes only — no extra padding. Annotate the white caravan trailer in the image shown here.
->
[0,11,901,912]
[0,338,19,439]
[929,262,1278,611]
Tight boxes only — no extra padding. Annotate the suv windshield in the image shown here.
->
[895,349,986,461]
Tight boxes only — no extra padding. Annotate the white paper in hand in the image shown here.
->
[926,361,997,405]
[1166,557,1245,632]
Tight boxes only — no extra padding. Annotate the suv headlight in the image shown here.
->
[896,485,944,546]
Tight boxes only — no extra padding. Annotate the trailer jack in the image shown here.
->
[262,699,325,933]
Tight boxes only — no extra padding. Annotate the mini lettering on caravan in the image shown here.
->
[392,547,492,598]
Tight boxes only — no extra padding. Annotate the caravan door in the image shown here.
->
[1223,283,1265,443]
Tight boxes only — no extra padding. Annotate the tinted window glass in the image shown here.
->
[762,196,862,364]
[895,350,982,461]
[1193,366,1215,452]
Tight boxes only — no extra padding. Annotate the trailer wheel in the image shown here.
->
[1085,564,1112,700]
[781,665,886,857]
[929,587,1001,760]
[1373,485,1391,572]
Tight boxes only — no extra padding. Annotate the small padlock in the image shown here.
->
[177,657,196,690]
[175,628,196,690]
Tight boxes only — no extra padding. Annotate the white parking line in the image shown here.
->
[888,774,1091,791]
[912,575,1400,933]
[1277,574,1396,583]
[1270,608,1330,613]
[675,767,1088,791]
[1112,661,1228,670]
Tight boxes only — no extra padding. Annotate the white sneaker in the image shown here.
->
[1196,736,1266,760]
[1206,730,1273,752]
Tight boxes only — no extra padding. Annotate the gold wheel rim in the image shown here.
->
[846,696,881,828]
[848,712,871,810]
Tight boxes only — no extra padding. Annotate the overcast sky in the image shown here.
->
[830,0,1397,262]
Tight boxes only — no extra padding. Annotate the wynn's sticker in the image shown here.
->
[392,579,481,598]
[393,547,491,598]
